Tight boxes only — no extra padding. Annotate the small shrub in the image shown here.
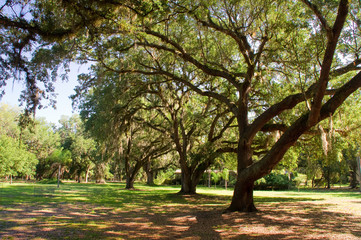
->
[254,172,293,190]
[156,170,176,185]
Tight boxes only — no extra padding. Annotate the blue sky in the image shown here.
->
[0,5,90,125]
[0,63,88,125]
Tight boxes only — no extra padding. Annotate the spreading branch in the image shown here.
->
[330,59,361,77]
[247,84,337,141]
[248,70,361,181]
[306,0,349,127]
[142,29,243,90]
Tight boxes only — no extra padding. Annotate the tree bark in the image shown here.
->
[95,162,106,184]
[178,157,213,194]
[144,159,155,185]
[85,165,90,183]
[226,178,257,212]
[226,136,257,212]
[125,175,135,189]
[146,170,154,185]
[179,169,198,194]
[125,161,143,189]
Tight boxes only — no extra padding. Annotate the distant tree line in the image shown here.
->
[1,102,359,191]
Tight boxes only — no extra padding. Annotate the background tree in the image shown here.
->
[57,115,96,182]
[46,148,72,186]
[0,135,37,182]
[22,118,60,161]
[335,94,361,188]
[138,81,234,194]
[78,72,172,188]
[0,104,43,180]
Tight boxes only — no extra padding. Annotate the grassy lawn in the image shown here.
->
[0,182,360,239]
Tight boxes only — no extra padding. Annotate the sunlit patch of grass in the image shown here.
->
[194,187,234,196]
[213,224,233,231]
[1,183,357,211]
[1,182,361,239]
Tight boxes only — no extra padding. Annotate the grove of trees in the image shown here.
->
[1,0,360,212]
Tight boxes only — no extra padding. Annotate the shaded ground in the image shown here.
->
[0,184,360,239]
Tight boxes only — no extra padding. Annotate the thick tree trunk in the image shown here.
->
[143,159,154,185]
[125,161,143,189]
[179,178,197,194]
[95,163,106,184]
[226,139,257,212]
[146,171,154,185]
[225,145,257,212]
[179,163,209,194]
[226,178,257,212]
[179,169,198,194]
[125,175,135,189]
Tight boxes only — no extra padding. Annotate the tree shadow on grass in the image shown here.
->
[1,195,361,239]
[1,185,361,239]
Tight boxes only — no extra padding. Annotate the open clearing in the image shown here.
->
[0,183,360,239]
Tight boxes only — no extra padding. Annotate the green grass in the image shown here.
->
[0,182,360,239]
[0,182,360,208]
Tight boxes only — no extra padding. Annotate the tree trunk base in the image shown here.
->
[125,178,135,190]
[177,189,197,195]
[223,203,258,213]
[226,178,258,213]
[96,180,106,184]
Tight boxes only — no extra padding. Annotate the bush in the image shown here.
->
[254,172,293,190]
[155,170,176,185]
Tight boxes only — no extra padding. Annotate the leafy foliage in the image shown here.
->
[0,134,37,177]
[255,171,294,190]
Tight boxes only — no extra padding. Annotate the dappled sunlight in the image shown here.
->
[1,183,360,239]
[170,215,197,225]
[216,202,361,239]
